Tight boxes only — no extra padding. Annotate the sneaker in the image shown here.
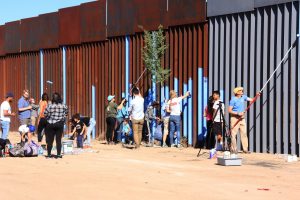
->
[171,144,177,148]
[177,144,182,148]
[55,155,63,159]
[162,143,168,148]
[243,150,251,154]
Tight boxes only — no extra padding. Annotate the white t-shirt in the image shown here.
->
[213,100,225,122]
[18,124,29,133]
[0,101,12,122]
[128,96,145,120]
[168,97,183,116]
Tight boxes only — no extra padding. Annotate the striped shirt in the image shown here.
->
[44,103,68,124]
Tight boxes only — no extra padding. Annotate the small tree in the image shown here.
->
[141,25,171,85]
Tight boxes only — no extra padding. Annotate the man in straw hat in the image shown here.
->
[228,87,253,154]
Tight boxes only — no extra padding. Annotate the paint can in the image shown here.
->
[62,140,73,155]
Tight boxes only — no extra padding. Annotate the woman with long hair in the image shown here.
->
[44,92,68,158]
[167,90,190,148]
[37,93,49,145]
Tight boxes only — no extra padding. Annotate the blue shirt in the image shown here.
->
[116,107,128,119]
[122,123,130,133]
[18,97,31,119]
[229,95,248,113]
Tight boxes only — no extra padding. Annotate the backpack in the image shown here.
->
[23,141,39,157]
[0,138,10,150]
[9,143,25,157]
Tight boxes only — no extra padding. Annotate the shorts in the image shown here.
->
[212,122,223,136]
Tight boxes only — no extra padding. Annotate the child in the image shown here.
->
[121,118,131,144]
[18,124,35,144]
[69,113,86,148]
[29,98,39,129]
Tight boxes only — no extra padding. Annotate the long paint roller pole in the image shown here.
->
[228,34,300,134]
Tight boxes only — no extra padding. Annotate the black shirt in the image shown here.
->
[80,117,90,127]
[75,121,85,135]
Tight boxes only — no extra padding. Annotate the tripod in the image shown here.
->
[197,101,230,157]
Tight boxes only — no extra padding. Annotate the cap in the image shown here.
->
[233,87,243,94]
[6,92,14,98]
[28,125,36,132]
[107,95,115,101]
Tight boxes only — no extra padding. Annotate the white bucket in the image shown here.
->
[62,140,74,155]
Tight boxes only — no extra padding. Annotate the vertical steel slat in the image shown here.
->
[225,16,231,113]
[174,28,178,92]
[188,26,193,145]
[237,14,242,87]
[219,17,225,99]
[276,5,283,154]
[192,26,198,146]
[262,8,269,153]
[290,2,297,155]
[209,19,214,93]
[214,18,219,89]
[169,29,174,91]
[255,9,262,153]
[298,1,300,156]
[268,6,276,153]
[283,3,290,154]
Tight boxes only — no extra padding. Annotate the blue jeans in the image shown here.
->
[86,118,96,145]
[1,121,10,140]
[169,115,181,145]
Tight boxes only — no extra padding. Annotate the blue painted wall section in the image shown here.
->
[183,83,188,139]
[198,68,203,140]
[188,78,193,145]
[92,85,96,139]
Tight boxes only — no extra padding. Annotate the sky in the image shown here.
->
[0,0,96,25]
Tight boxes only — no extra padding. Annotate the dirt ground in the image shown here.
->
[0,132,299,200]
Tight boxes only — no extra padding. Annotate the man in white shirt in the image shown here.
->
[0,92,16,139]
[212,91,225,149]
[128,87,144,148]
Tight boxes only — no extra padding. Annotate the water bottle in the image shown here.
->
[209,148,216,159]
[38,146,44,155]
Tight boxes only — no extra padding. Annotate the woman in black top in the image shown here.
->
[44,92,68,158]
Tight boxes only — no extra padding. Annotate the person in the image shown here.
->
[212,91,225,150]
[18,124,35,144]
[161,99,170,147]
[204,96,214,149]
[115,98,129,142]
[128,87,145,148]
[145,101,160,145]
[44,92,68,158]
[79,115,96,147]
[121,118,132,144]
[29,98,39,130]
[228,87,253,154]
[69,113,86,148]
[0,92,16,139]
[167,90,190,148]
[18,89,32,125]
[105,95,126,144]
[37,93,49,145]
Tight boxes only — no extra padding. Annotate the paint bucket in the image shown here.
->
[62,140,73,155]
